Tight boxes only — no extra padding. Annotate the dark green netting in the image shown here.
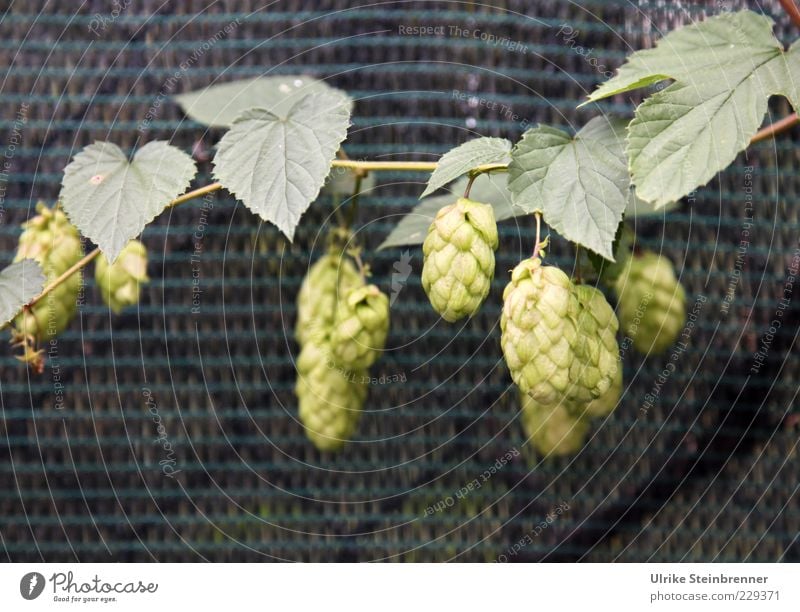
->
[0,0,799,562]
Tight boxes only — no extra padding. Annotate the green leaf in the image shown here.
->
[583,10,799,206]
[584,11,785,104]
[626,62,789,206]
[60,141,196,262]
[420,137,512,198]
[212,92,351,240]
[587,222,633,282]
[0,260,46,325]
[508,116,630,260]
[378,174,519,250]
[175,75,352,128]
[626,191,678,217]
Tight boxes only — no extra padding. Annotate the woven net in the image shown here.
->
[0,0,798,562]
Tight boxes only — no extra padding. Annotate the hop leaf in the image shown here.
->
[329,284,390,370]
[614,252,686,355]
[421,197,498,322]
[95,240,149,313]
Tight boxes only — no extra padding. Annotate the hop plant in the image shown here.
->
[614,252,686,355]
[13,203,83,343]
[296,252,361,346]
[520,393,589,458]
[500,257,581,406]
[295,341,366,452]
[95,240,149,313]
[329,284,390,369]
[421,197,498,322]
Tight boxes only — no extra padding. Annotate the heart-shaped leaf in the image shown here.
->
[175,75,352,128]
[508,116,630,260]
[60,141,196,261]
[213,92,351,240]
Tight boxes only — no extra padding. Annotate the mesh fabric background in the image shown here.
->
[0,0,799,562]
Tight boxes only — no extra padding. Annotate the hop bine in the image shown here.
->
[421,197,498,322]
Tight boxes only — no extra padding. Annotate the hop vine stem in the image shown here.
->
[11,112,799,323]
[779,0,800,29]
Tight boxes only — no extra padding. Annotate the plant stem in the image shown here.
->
[464,174,477,198]
[532,212,542,259]
[750,112,799,144]
[345,172,364,228]
[778,0,800,28]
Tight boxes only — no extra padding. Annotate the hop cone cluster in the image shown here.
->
[13,203,83,342]
[421,197,498,322]
[295,251,390,451]
[614,252,686,355]
[95,240,149,313]
[502,258,622,457]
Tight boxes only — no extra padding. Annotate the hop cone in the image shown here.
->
[95,240,149,313]
[13,203,83,342]
[520,393,589,458]
[329,284,390,369]
[570,284,621,404]
[500,257,580,406]
[295,341,366,452]
[582,362,622,418]
[296,253,361,346]
[421,197,498,322]
[614,252,686,354]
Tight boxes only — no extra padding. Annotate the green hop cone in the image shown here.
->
[421,197,498,322]
[295,341,367,452]
[95,240,149,313]
[500,257,580,406]
[296,252,361,346]
[570,284,621,404]
[13,203,83,342]
[614,252,686,354]
[329,284,390,369]
[520,393,589,458]
[582,361,622,418]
